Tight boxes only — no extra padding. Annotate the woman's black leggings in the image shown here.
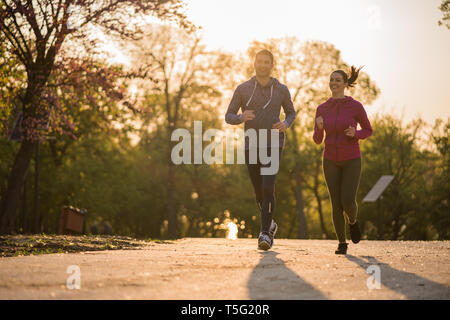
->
[323,157,362,243]
[245,148,283,234]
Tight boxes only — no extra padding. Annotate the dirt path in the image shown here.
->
[0,238,449,300]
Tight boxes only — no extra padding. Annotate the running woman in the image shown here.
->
[225,49,296,250]
[313,66,373,255]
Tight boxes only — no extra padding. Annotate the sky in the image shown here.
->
[183,0,450,126]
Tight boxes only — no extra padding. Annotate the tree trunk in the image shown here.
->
[1,57,52,234]
[33,142,40,234]
[289,122,308,239]
[0,139,36,234]
[295,170,308,239]
[313,187,329,239]
[186,216,199,237]
[167,162,177,239]
[20,171,28,234]
[167,127,177,239]
[392,210,401,240]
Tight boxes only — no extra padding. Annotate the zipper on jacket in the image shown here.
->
[335,102,340,161]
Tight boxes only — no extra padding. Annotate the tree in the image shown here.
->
[0,0,192,234]
[438,0,450,29]
[359,115,434,240]
[428,118,449,239]
[127,24,236,238]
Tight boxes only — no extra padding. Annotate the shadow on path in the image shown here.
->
[247,251,327,300]
[345,255,450,299]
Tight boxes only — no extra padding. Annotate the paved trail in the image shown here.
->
[0,238,449,299]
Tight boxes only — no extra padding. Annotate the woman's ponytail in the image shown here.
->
[332,66,363,88]
[346,65,363,88]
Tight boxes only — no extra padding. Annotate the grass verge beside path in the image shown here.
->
[0,234,171,257]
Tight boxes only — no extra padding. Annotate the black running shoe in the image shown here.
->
[335,243,348,255]
[258,232,272,251]
[349,221,361,244]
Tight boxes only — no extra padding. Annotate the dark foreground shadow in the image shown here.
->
[346,255,450,299]
[247,251,327,300]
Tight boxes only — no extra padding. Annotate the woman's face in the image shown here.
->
[329,72,347,94]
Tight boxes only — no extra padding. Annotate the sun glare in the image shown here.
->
[226,222,238,240]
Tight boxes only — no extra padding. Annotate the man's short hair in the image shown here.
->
[255,49,274,64]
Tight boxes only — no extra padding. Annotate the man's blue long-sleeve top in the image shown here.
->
[225,76,296,149]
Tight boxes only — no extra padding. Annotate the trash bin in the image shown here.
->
[58,206,87,234]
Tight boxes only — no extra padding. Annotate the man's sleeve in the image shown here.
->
[225,86,244,125]
[282,86,296,128]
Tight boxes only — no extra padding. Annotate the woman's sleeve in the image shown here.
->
[355,104,373,140]
[313,107,324,144]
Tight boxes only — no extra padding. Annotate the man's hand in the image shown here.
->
[272,121,287,132]
[316,115,324,130]
[243,110,255,122]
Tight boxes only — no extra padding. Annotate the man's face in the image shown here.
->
[254,54,273,78]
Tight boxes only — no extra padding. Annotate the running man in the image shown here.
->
[225,49,296,250]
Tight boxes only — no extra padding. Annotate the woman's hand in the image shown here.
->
[344,126,356,138]
[316,116,324,130]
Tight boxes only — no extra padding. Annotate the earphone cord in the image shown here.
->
[246,80,273,109]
